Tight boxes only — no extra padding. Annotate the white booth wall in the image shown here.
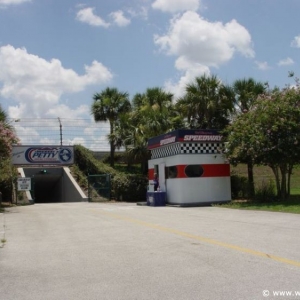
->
[148,154,231,205]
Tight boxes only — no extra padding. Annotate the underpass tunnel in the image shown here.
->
[23,168,64,203]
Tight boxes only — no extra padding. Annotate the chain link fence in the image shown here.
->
[9,118,111,151]
[88,174,111,202]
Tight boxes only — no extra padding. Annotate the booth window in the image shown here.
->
[166,166,177,179]
[184,165,204,177]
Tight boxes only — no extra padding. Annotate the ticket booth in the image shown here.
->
[147,129,231,206]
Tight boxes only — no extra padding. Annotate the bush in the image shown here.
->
[74,145,148,202]
[0,158,18,203]
[101,153,126,164]
[231,174,249,199]
[74,145,118,176]
[112,173,148,202]
[254,179,276,203]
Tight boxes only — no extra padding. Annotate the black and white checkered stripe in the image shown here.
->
[151,143,181,159]
[150,143,223,159]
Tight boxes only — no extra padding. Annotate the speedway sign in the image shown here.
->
[12,145,74,165]
[148,129,223,149]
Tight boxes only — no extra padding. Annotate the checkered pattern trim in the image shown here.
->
[180,143,222,154]
[150,143,223,158]
[151,143,181,159]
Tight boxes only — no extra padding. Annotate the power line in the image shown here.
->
[9,118,111,151]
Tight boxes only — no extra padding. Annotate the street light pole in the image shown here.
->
[58,117,62,146]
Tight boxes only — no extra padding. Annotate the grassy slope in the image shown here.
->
[231,164,300,193]
[221,164,300,213]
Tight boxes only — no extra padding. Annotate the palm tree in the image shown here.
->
[232,78,266,198]
[0,105,19,159]
[91,87,131,167]
[131,87,175,139]
[233,78,266,115]
[176,74,234,130]
[125,87,184,174]
[0,106,6,122]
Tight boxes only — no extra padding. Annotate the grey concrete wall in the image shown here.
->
[20,167,88,203]
[63,167,88,202]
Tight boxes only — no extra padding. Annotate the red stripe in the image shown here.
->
[202,164,230,177]
[177,164,230,178]
[149,169,155,180]
[149,164,230,179]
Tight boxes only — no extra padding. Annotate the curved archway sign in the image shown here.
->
[11,146,74,166]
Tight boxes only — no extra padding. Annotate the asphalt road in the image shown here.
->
[0,202,300,300]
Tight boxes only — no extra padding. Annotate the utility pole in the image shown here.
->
[58,117,62,146]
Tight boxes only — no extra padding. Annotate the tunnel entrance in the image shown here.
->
[33,173,63,203]
[23,168,64,203]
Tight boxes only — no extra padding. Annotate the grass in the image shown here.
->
[231,164,300,191]
[217,197,300,214]
[291,187,300,195]
[219,164,300,214]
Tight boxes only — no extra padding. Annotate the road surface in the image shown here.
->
[1,202,300,300]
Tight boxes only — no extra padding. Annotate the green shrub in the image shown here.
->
[74,145,148,202]
[112,173,148,202]
[69,165,88,189]
[0,158,18,203]
[254,179,276,203]
[74,145,117,176]
[230,174,249,199]
[102,153,126,164]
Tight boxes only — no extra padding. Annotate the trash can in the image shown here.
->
[147,191,166,206]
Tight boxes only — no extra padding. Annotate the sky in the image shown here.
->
[0,0,300,149]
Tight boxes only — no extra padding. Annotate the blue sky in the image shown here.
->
[0,0,300,148]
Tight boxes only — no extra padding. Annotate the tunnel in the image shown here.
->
[23,168,64,203]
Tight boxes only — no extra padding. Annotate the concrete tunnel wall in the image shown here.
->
[20,167,88,203]
[63,167,88,202]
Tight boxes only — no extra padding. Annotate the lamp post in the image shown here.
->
[58,117,62,146]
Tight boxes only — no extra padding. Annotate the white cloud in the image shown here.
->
[278,57,294,67]
[291,35,300,48]
[76,7,110,28]
[0,45,113,118]
[255,61,270,70]
[66,137,86,146]
[47,104,90,119]
[110,10,131,27]
[152,0,200,13]
[13,125,39,144]
[127,6,148,20]
[164,64,210,99]
[40,137,56,145]
[0,0,30,5]
[155,12,254,64]
[154,11,254,97]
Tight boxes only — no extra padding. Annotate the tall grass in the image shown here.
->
[231,164,300,198]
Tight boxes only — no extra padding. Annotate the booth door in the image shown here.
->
[159,163,166,192]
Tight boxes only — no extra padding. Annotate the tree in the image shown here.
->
[0,105,19,161]
[232,78,266,115]
[231,78,266,197]
[0,105,19,202]
[176,74,234,130]
[91,87,131,167]
[225,85,300,200]
[124,87,184,173]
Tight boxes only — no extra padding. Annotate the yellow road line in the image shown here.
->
[93,209,300,268]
